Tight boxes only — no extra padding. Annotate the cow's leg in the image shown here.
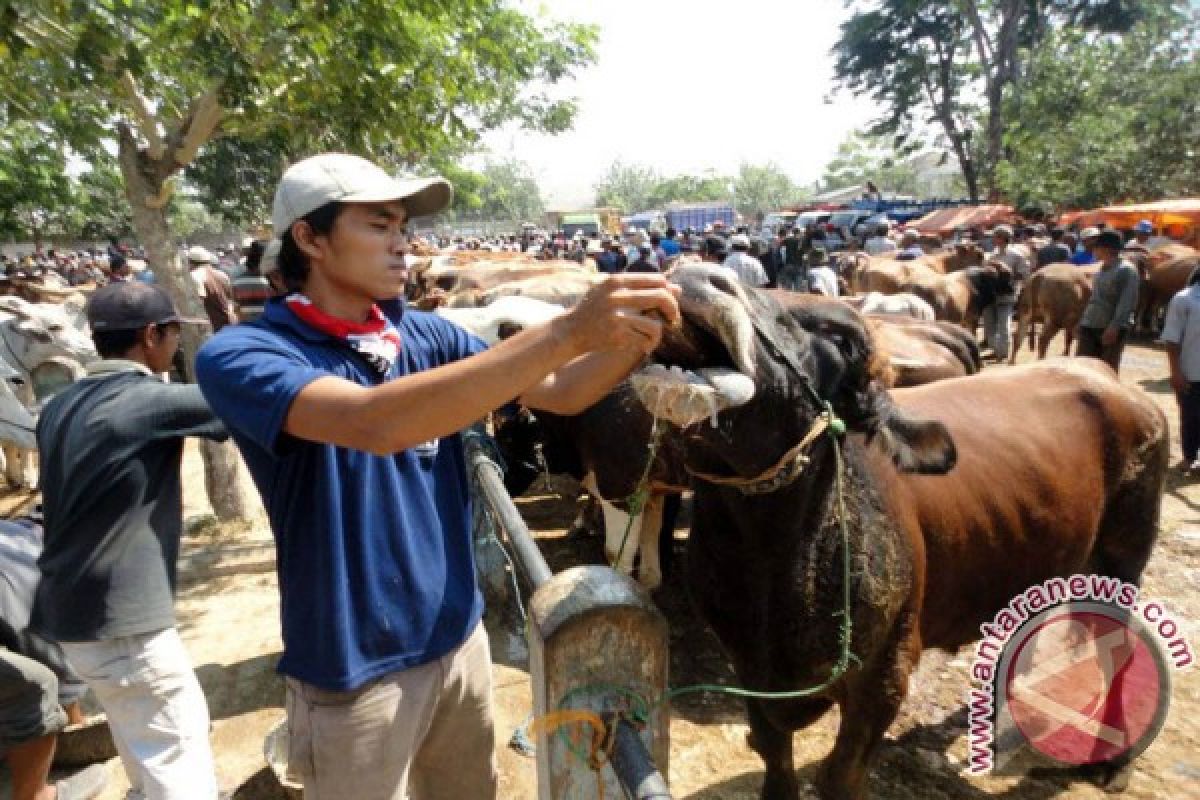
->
[636,494,664,589]
[3,443,25,488]
[658,493,682,582]
[746,700,799,800]
[1008,313,1025,364]
[599,497,641,577]
[816,622,920,800]
[1039,321,1061,360]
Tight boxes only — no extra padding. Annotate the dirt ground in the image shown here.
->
[2,334,1198,799]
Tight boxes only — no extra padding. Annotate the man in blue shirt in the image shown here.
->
[195,153,679,800]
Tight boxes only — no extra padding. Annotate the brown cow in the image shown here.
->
[631,266,1166,800]
[413,257,590,301]
[1010,262,1096,362]
[900,265,1010,326]
[914,242,985,274]
[861,259,939,295]
[1131,244,1200,332]
[868,314,981,385]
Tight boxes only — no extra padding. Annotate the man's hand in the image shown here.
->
[558,274,681,357]
[1102,326,1119,347]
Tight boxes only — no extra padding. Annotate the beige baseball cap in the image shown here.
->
[272,153,453,236]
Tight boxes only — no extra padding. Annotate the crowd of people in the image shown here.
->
[0,151,1195,800]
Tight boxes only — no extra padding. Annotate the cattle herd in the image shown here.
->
[406,234,1194,798]
[1,232,1195,799]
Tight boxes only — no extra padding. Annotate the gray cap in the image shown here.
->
[86,282,205,332]
[272,153,453,235]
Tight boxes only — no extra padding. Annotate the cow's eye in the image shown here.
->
[47,323,63,332]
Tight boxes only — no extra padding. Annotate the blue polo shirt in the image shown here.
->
[195,298,487,691]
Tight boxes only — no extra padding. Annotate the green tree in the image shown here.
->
[731,162,805,220]
[651,172,730,207]
[476,159,544,225]
[75,158,135,241]
[832,0,1152,199]
[0,0,596,520]
[0,121,73,248]
[819,134,921,195]
[995,11,1200,208]
[594,161,665,212]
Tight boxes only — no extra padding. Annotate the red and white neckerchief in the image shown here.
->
[285,293,401,378]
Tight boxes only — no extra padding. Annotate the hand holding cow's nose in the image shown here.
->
[566,274,682,355]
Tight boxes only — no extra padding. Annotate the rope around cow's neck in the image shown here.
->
[667,410,859,701]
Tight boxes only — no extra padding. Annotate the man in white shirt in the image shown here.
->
[864,225,897,256]
[981,225,1030,361]
[722,234,769,287]
[1161,266,1200,473]
[806,247,840,297]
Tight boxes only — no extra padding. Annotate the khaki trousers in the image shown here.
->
[285,622,497,800]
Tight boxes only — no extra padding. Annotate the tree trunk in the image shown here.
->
[116,126,249,521]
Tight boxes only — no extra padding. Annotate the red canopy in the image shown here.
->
[910,205,1016,236]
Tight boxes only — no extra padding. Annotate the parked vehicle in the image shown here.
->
[759,211,798,239]
[622,210,668,233]
[664,202,736,233]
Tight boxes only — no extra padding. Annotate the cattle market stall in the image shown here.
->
[1058,198,1200,247]
[909,204,1016,236]
[466,428,673,800]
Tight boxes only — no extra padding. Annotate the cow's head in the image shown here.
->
[631,264,956,479]
[0,296,98,366]
[952,242,985,268]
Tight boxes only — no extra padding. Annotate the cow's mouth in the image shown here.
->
[631,264,758,428]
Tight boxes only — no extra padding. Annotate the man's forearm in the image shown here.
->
[289,318,581,454]
[520,347,646,415]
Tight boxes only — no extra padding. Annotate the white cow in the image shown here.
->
[0,296,96,487]
[854,291,936,321]
[434,296,566,345]
[0,357,39,488]
[0,295,97,371]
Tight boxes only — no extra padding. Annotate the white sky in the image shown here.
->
[479,0,882,208]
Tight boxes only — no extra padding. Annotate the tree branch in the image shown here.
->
[169,86,224,170]
[118,70,167,160]
[959,0,996,82]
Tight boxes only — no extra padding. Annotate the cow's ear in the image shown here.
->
[873,405,956,475]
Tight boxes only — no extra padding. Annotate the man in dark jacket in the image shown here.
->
[32,282,229,799]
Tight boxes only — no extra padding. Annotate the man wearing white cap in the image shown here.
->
[982,224,1029,361]
[722,233,769,287]
[1071,226,1100,265]
[186,246,238,332]
[194,153,679,800]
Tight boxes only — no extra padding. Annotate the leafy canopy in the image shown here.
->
[0,1,597,196]
[995,10,1200,208]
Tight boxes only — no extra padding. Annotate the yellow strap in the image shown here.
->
[688,412,831,489]
[527,710,612,799]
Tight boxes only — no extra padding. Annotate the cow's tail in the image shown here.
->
[1092,394,1169,585]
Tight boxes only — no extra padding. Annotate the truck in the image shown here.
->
[545,207,623,237]
[621,210,668,233]
[664,202,736,233]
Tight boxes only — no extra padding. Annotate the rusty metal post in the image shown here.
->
[528,566,671,799]
[465,431,672,799]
